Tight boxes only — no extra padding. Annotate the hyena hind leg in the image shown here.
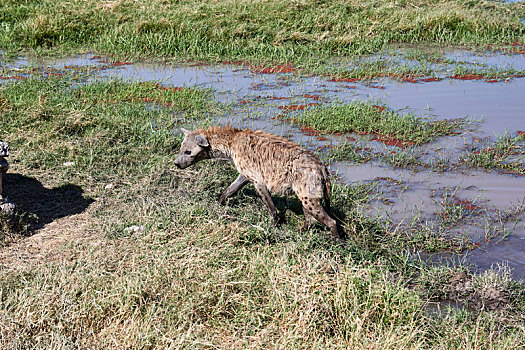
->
[254,182,279,224]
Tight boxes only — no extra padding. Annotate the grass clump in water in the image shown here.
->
[459,133,525,175]
[297,101,463,145]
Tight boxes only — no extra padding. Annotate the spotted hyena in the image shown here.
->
[174,126,343,239]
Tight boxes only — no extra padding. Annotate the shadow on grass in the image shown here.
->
[2,173,94,232]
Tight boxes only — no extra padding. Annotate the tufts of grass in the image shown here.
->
[297,101,464,145]
[0,0,524,66]
[459,134,525,175]
[0,211,33,245]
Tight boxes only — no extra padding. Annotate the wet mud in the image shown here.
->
[1,48,525,279]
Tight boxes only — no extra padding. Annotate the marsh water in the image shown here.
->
[2,48,525,279]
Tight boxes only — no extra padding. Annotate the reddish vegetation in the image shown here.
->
[157,86,184,92]
[329,77,357,83]
[420,77,442,82]
[316,145,334,151]
[0,76,26,80]
[485,79,500,83]
[345,136,357,142]
[342,85,356,89]
[372,105,386,112]
[222,60,297,74]
[371,135,414,148]
[112,62,133,67]
[401,76,419,83]
[448,74,485,80]
[445,198,482,212]
[278,103,319,112]
[240,100,250,104]
[303,94,321,101]
[267,96,288,100]
[316,136,328,141]
[221,60,251,66]
[299,125,320,136]
[189,61,207,67]
[374,177,401,184]
[517,131,525,138]
[90,55,103,60]
[253,64,296,74]
[369,85,385,89]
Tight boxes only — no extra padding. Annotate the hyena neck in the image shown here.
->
[201,126,239,162]
[207,137,234,162]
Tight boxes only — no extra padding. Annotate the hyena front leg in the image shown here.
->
[300,197,342,239]
[253,182,279,224]
[219,174,249,205]
[300,210,316,232]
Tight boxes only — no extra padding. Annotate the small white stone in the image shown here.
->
[63,161,75,167]
[124,225,145,234]
[104,183,114,190]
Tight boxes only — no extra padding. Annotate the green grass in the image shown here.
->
[296,101,464,145]
[0,0,524,66]
[1,74,524,347]
[459,134,525,175]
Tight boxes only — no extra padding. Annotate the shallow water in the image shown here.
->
[3,50,525,278]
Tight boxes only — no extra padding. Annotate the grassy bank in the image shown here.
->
[1,69,524,348]
[1,0,524,66]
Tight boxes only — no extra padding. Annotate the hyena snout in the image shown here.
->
[174,155,194,169]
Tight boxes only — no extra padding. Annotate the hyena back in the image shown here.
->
[174,126,343,239]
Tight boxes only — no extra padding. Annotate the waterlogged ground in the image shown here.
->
[2,47,525,279]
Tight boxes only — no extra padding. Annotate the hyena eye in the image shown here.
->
[184,150,191,155]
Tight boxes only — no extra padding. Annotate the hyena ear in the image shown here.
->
[181,128,190,136]
[195,134,209,148]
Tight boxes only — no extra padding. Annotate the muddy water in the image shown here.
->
[3,51,525,279]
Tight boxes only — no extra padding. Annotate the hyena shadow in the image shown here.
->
[225,185,332,226]
[3,173,94,232]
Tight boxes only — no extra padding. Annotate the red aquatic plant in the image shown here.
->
[401,76,419,83]
[253,64,296,74]
[371,134,414,148]
[278,103,319,112]
[303,94,321,101]
[112,61,133,67]
[372,105,386,112]
[299,125,320,136]
[420,77,442,82]
[329,77,357,83]
[448,74,485,80]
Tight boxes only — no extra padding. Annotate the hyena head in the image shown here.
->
[174,128,210,169]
